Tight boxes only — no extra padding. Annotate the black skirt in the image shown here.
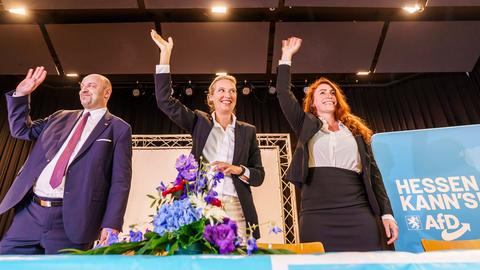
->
[299,167,384,252]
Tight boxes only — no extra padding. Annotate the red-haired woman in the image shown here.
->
[276,37,398,251]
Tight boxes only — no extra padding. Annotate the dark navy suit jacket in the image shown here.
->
[0,90,132,244]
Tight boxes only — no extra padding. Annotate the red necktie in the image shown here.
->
[49,112,90,189]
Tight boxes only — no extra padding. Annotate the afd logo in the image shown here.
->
[405,214,471,240]
[405,215,422,230]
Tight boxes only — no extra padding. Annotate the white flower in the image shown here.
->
[189,193,228,224]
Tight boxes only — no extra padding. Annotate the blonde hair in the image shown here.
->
[206,75,237,112]
[303,77,373,143]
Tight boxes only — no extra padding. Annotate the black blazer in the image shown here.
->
[276,65,393,216]
[155,73,265,238]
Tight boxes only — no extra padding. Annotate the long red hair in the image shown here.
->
[303,77,373,143]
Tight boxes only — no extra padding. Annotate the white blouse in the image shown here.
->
[307,118,362,173]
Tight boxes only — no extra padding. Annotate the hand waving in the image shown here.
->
[150,29,173,65]
[281,37,302,62]
[15,66,47,96]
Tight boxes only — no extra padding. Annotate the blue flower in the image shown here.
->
[212,171,224,187]
[153,198,202,236]
[193,174,207,193]
[246,237,258,255]
[106,229,119,246]
[204,190,218,204]
[129,230,143,242]
[270,226,282,234]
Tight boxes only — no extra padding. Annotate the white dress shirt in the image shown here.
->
[279,60,395,222]
[33,108,107,198]
[155,65,250,198]
[202,113,239,197]
[308,118,362,173]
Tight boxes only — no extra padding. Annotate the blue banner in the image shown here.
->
[371,125,480,252]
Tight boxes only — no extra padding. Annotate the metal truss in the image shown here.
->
[132,133,298,244]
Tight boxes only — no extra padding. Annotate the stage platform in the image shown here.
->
[1,250,480,270]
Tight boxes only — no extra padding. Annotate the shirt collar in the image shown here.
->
[83,107,107,120]
[319,116,346,132]
[212,112,236,129]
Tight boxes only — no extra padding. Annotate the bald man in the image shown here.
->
[0,67,132,254]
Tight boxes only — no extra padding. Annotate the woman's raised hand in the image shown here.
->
[281,37,302,62]
[150,29,174,65]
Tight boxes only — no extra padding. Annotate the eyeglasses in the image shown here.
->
[79,82,99,90]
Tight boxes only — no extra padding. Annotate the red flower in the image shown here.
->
[210,198,222,207]
[162,180,187,197]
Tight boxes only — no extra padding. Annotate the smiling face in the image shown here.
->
[207,76,237,115]
[79,74,111,110]
[312,83,337,116]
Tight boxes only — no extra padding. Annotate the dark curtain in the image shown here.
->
[1,64,479,237]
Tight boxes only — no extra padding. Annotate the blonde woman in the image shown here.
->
[150,30,264,240]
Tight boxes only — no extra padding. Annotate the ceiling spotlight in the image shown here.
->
[216,71,227,76]
[132,88,140,97]
[357,71,371,76]
[185,87,193,96]
[184,80,194,96]
[8,8,27,15]
[403,4,421,13]
[241,80,251,95]
[66,73,79,77]
[268,86,276,95]
[211,6,227,14]
[267,80,276,95]
[242,86,251,96]
[403,0,427,14]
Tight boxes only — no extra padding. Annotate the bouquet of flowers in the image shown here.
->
[66,154,286,255]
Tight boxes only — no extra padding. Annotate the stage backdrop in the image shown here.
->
[371,124,480,252]
[123,137,291,244]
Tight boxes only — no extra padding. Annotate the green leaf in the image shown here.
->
[168,241,179,255]
[149,200,157,208]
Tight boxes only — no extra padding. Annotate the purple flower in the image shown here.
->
[246,237,258,255]
[156,182,167,193]
[204,190,218,204]
[174,174,183,185]
[129,230,143,242]
[175,154,198,181]
[204,222,237,254]
[193,174,207,193]
[212,171,224,187]
[223,218,238,236]
[106,229,119,245]
[270,226,282,234]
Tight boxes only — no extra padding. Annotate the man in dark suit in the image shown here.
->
[0,66,132,254]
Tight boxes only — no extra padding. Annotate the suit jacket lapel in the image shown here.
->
[196,116,214,159]
[305,113,322,141]
[71,111,112,163]
[232,122,244,165]
[355,135,370,177]
[55,111,82,149]
[46,111,83,160]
